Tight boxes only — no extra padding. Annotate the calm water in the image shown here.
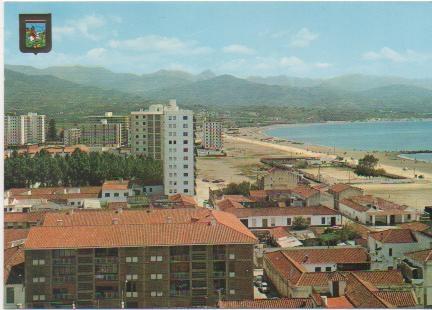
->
[265,120,432,152]
[400,153,432,163]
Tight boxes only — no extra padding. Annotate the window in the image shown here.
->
[183,132,188,136]
[33,295,45,301]
[183,140,188,144]
[183,164,188,169]
[32,259,45,265]
[287,218,292,226]
[150,256,163,262]
[315,267,321,272]
[229,254,235,259]
[126,274,138,280]
[407,214,411,220]
[151,291,163,297]
[326,267,332,272]
[389,248,393,257]
[183,148,188,152]
[321,217,326,225]
[6,287,14,304]
[184,173,188,177]
[271,218,276,227]
[229,290,236,295]
[251,219,257,227]
[229,272,235,277]
[184,189,189,193]
[183,124,188,128]
[105,193,110,197]
[150,274,163,280]
[183,116,188,120]
[184,181,188,185]
[124,192,128,197]
[126,256,138,263]
[33,277,46,283]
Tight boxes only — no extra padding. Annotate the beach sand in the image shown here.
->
[195,126,432,210]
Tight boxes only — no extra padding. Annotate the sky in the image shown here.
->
[4,2,432,78]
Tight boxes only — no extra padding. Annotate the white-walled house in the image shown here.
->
[340,195,421,226]
[101,180,130,202]
[368,229,432,270]
[401,249,432,307]
[327,183,364,210]
[224,205,341,228]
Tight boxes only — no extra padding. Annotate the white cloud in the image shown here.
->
[86,48,107,58]
[363,47,432,63]
[222,44,255,55]
[109,35,212,55]
[280,56,304,67]
[53,15,121,41]
[315,62,332,68]
[290,28,319,48]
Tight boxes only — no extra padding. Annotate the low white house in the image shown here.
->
[101,180,130,202]
[224,205,341,228]
[368,229,432,270]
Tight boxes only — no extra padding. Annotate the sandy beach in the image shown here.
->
[195,126,432,210]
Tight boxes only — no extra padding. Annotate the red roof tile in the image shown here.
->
[216,198,245,211]
[374,291,418,307]
[223,195,255,203]
[370,229,417,243]
[4,229,30,247]
[249,190,268,201]
[282,247,369,265]
[169,194,198,206]
[399,222,430,232]
[4,211,47,223]
[405,249,432,262]
[340,198,369,212]
[102,180,129,191]
[328,183,362,194]
[4,246,25,281]
[218,298,315,308]
[268,227,291,240]
[326,296,354,308]
[350,195,405,211]
[291,185,320,199]
[225,205,339,217]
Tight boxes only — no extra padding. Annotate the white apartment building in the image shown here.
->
[63,128,81,146]
[163,100,195,195]
[202,121,223,150]
[130,100,195,195]
[4,113,46,146]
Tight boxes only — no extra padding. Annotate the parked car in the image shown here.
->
[259,282,269,293]
[202,178,210,182]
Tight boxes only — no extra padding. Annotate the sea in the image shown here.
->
[265,120,432,162]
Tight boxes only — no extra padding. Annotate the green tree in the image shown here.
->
[47,118,58,141]
[354,154,383,177]
[223,181,253,196]
[292,217,309,230]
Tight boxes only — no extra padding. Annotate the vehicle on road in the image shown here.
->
[259,282,269,293]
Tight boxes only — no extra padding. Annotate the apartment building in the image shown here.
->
[5,113,46,146]
[23,209,257,308]
[86,112,130,146]
[202,121,223,150]
[63,128,81,146]
[80,120,122,147]
[130,100,195,195]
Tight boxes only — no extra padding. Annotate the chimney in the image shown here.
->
[321,296,328,307]
[56,219,63,226]
[166,216,173,224]
[116,208,123,214]
[208,218,217,226]
[112,218,119,225]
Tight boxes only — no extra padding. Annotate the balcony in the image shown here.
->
[95,274,118,281]
[95,291,119,299]
[94,257,119,264]
[213,253,226,260]
[192,272,206,279]
[170,254,190,262]
[53,258,76,265]
[53,293,75,300]
[192,253,206,260]
[169,289,190,297]
[52,275,75,283]
[213,271,226,278]
[171,272,190,280]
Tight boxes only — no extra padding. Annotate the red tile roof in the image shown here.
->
[269,227,291,240]
[216,198,245,211]
[249,190,268,201]
[4,211,47,223]
[169,194,198,206]
[25,209,257,249]
[350,195,405,211]
[265,251,305,285]
[369,229,417,243]
[4,246,25,281]
[218,298,315,308]
[405,249,432,262]
[291,185,320,199]
[223,195,255,203]
[106,202,129,210]
[4,229,30,247]
[374,291,418,308]
[399,221,430,232]
[102,180,129,191]
[326,296,354,308]
[344,273,392,308]
[282,247,369,265]
[225,205,339,217]
[328,183,362,194]
[340,198,369,212]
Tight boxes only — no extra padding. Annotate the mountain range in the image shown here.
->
[5,64,432,121]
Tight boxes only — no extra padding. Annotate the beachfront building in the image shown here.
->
[258,168,305,191]
[86,112,130,146]
[63,128,81,146]
[4,113,46,147]
[339,195,421,226]
[130,100,196,195]
[263,249,418,308]
[80,120,122,147]
[367,228,432,270]
[401,249,432,306]
[202,121,223,150]
[23,209,257,308]
[327,183,364,210]
[223,205,341,228]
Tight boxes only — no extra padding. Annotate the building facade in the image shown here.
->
[202,121,223,150]
[130,100,195,195]
[5,113,46,146]
[86,112,130,146]
[63,128,81,146]
[80,121,122,147]
[23,209,257,308]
